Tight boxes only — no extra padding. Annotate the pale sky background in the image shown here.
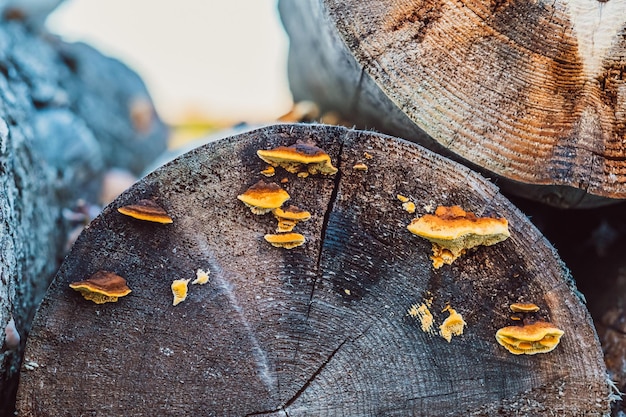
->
[46,0,293,125]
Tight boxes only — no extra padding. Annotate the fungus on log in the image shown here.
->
[17,124,609,415]
[279,0,626,208]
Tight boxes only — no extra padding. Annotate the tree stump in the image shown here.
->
[278,0,626,208]
[16,124,609,415]
[0,21,167,416]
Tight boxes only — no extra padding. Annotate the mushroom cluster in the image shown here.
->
[407,205,510,268]
[237,141,337,249]
[71,198,214,308]
[495,302,564,355]
[496,321,564,355]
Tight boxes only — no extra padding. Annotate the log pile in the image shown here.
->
[6,0,626,415]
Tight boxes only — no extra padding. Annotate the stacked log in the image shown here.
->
[15,124,610,416]
[0,18,167,415]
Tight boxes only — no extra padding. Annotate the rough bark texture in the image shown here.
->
[17,124,610,416]
[279,0,626,208]
[0,22,168,416]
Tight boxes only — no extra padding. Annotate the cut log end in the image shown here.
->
[17,124,610,415]
[279,0,626,207]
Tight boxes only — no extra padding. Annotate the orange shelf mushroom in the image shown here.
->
[510,303,540,313]
[237,180,290,215]
[257,142,338,176]
[69,271,132,304]
[495,321,565,355]
[118,199,173,224]
[407,205,510,268]
[272,205,311,232]
[264,232,306,249]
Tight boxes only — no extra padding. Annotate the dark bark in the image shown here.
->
[0,22,167,416]
[17,124,609,416]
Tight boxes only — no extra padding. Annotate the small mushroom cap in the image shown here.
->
[273,206,312,232]
[260,166,276,177]
[257,142,338,175]
[69,271,132,304]
[237,180,290,215]
[510,303,540,313]
[272,206,311,221]
[407,205,510,255]
[495,321,565,355]
[264,232,306,249]
[118,199,173,224]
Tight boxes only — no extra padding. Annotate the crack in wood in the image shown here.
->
[289,139,344,403]
[283,327,370,414]
[309,139,345,319]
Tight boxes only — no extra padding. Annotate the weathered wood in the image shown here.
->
[503,197,626,414]
[279,0,626,208]
[17,124,609,415]
[0,22,167,416]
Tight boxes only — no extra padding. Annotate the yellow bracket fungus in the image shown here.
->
[510,303,540,313]
[257,142,338,176]
[260,166,275,177]
[171,278,191,306]
[192,268,210,285]
[237,180,290,215]
[407,205,510,268]
[69,271,132,304]
[352,162,368,171]
[439,306,466,342]
[272,205,311,232]
[118,199,173,224]
[264,232,306,249]
[495,321,564,355]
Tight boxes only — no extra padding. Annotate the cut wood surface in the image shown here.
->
[279,0,626,208]
[17,124,609,416]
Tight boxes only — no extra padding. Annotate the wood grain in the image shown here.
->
[16,124,609,416]
[279,0,626,207]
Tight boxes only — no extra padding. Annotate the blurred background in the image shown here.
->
[46,0,293,145]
